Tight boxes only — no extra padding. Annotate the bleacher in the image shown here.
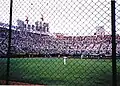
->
[0,25,119,58]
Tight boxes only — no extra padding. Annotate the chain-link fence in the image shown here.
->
[0,0,10,84]
[0,0,119,86]
[116,0,120,86]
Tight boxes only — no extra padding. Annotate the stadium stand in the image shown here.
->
[0,22,119,58]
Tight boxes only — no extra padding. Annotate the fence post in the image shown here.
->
[111,0,117,86]
[6,0,13,84]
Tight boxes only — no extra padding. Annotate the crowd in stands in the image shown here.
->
[0,27,120,58]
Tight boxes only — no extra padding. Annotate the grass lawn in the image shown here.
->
[0,57,120,86]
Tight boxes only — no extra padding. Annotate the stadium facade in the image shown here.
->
[0,17,119,58]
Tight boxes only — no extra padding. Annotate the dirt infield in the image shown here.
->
[0,80,45,85]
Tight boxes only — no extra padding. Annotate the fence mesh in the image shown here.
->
[0,0,10,84]
[0,0,119,86]
[116,0,120,86]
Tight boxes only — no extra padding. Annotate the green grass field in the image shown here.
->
[0,57,120,86]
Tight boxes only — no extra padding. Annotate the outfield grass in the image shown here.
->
[0,57,120,86]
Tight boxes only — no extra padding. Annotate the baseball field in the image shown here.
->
[0,57,120,86]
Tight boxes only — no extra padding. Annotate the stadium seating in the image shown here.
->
[0,25,120,58]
